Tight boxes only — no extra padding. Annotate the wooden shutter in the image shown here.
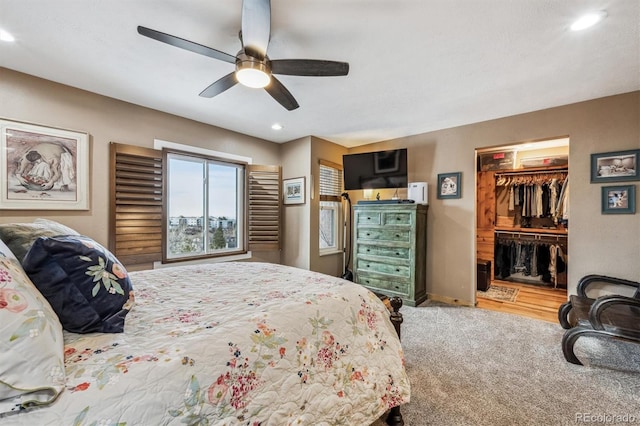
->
[247,164,281,251]
[109,142,163,266]
[319,159,343,202]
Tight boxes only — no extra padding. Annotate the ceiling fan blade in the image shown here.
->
[199,72,238,98]
[271,59,349,76]
[241,0,271,58]
[265,76,299,111]
[137,26,236,64]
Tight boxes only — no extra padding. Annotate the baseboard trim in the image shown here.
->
[427,293,474,307]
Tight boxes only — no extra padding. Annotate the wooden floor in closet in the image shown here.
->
[476,280,567,323]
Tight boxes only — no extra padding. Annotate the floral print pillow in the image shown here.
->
[22,235,135,334]
[0,239,65,415]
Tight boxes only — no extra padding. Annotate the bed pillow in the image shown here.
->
[22,235,135,334]
[0,239,65,414]
[0,219,80,264]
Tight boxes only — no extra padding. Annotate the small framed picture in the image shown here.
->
[591,149,639,183]
[283,177,305,205]
[437,172,462,199]
[601,185,635,214]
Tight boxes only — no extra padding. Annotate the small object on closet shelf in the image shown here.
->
[478,151,516,171]
[520,155,568,168]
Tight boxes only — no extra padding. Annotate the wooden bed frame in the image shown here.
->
[386,296,405,426]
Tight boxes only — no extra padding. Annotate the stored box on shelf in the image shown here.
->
[478,151,516,171]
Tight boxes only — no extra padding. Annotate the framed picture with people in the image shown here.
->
[601,185,636,214]
[0,118,90,210]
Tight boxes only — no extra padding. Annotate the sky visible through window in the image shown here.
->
[169,158,238,218]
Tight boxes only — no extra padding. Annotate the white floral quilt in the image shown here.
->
[9,262,410,425]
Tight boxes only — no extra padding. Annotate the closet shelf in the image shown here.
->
[494,166,568,176]
[495,226,568,236]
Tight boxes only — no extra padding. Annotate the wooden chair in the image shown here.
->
[558,274,640,365]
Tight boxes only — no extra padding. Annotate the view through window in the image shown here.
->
[166,152,245,259]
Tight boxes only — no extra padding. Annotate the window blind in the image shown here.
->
[319,159,343,202]
[109,142,164,266]
[247,164,281,251]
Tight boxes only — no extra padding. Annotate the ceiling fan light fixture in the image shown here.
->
[0,28,15,42]
[571,11,607,31]
[236,54,271,88]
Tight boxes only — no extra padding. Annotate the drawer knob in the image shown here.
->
[396,217,401,220]
[395,234,400,238]
[395,252,400,256]
[396,268,400,272]
[365,280,370,284]
[366,248,370,252]
[367,217,371,220]
[366,233,371,236]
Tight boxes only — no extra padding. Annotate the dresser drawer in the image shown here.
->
[382,212,413,226]
[357,274,410,296]
[356,212,381,225]
[357,244,411,260]
[356,228,411,242]
[352,203,427,307]
[357,260,411,278]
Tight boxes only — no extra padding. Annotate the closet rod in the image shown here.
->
[495,168,568,177]
[495,230,567,241]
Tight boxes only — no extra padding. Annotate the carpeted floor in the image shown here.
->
[374,301,640,425]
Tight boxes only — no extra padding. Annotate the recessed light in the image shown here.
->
[271,123,283,131]
[571,11,607,31]
[0,29,15,42]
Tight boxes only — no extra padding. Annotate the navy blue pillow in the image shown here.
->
[22,235,134,333]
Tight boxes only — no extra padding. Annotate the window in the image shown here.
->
[319,160,343,255]
[110,141,280,267]
[166,151,245,260]
[320,201,340,251]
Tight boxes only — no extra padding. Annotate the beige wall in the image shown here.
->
[280,137,311,269]
[2,67,638,303]
[0,67,281,264]
[309,137,349,277]
[347,91,640,303]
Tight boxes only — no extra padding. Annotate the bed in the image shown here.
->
[0,222,409,425]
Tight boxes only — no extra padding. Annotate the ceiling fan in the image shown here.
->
[137,0,349,111]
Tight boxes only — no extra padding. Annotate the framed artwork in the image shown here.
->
[601,185,635,214]
[0,118,90,210]
[591,149,639,183]
[283,176,305,205]
[437,172,462,199]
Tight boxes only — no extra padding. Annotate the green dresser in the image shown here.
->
[352,204,427,306]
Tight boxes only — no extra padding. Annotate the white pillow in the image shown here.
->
[0,239,65,414]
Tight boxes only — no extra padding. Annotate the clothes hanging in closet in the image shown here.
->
[496,172,568,224]
[494,238,567,287]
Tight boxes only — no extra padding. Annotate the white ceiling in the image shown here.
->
[1,1,638,148]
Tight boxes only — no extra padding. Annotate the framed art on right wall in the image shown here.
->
[601,185,636,214]
[437,172,462,199]
[591,149,639,183]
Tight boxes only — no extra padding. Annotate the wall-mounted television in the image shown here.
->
[343,149,408,190]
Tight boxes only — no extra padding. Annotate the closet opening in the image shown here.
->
[475,137,569,323]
